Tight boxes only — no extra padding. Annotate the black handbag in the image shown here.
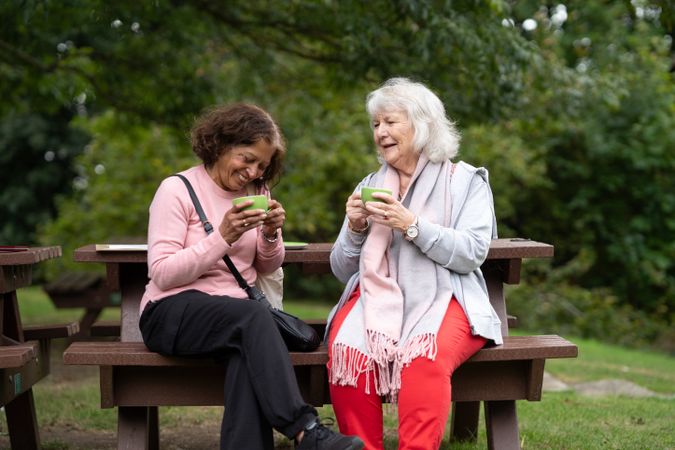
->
[173,174,321,352]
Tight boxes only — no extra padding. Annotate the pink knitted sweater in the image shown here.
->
[140,165,284,313]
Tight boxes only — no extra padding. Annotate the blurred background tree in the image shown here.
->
[1,0,673,351]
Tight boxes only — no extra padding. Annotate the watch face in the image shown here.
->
[406,225,419,239]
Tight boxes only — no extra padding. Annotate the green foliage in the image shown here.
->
[177,0,537,122]
[507,256,674,354]
[38,111,196,276]
[499,3,675,319]
[0,110,88,245]
[271,83,378,241]
[1,0,535,125]
[0,0,215,126]
[460,124,550,238]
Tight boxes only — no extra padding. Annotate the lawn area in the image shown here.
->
[0,286,673,449]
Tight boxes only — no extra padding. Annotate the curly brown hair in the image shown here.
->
[191,103,286,186]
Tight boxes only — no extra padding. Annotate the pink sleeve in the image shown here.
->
[147,178,231,291]
[254,232,285,275]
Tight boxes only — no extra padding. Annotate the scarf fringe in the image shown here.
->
[329,342,370,389]
[366,330,398,399]
[330,331,438,403]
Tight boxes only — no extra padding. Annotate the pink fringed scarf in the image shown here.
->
[330,154,455,401]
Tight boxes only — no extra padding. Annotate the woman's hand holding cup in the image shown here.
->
[364,192,415,233]
[261,199,285,240]
[220,199,268,245]
[346,192,370,233]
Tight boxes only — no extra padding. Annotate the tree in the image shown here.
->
[0,110,88,244]
[497,1,675,317]
[1,0,534,245]
[2,1,673,339]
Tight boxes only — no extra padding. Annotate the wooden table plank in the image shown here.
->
[73,239,554,264]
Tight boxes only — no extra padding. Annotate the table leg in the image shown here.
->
[450,401,480,441]
[118,406,152,450]
[485,400,520,450]
[76,307,103,338]
[5,388,40,449]
[149,406,159,450]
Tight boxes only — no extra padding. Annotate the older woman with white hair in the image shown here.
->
[326,78,502,450]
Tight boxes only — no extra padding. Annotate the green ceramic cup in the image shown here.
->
[232,195,268,211]
[361,187,393,203]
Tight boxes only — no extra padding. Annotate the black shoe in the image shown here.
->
[296,418,364,450]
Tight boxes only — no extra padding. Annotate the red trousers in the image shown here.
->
[327,287,487,450]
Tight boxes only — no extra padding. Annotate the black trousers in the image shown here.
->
[139,289,316,450]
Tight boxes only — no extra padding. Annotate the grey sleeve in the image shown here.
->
[330,217,367,283]
[329,176,374,283]
[413,175,495,274]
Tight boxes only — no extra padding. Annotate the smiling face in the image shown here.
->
[209,140,276,191]
[372,110,419,174]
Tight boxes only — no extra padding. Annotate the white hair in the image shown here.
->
[366,77,460,163]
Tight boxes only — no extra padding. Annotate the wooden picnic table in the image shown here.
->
[0,246,61,449]
[67,239,574,450]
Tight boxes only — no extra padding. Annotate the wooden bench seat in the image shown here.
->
[64,335,577,407]
[23,321,80,340]
[64,335,576,367]
[0,342,37,369]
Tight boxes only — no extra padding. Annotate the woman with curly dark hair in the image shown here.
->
[139,103,363,450]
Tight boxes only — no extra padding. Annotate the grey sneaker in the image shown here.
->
[296,418,364,450]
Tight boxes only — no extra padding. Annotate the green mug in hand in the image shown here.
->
[232,195,269,211]
[361,187,393,203]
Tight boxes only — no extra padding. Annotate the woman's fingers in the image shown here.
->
[223,208,264,231]
[369,192,395,204]
[263,200,285,228]
[241,210,267,227]
[365,200,415,232]
[221,200,284,244]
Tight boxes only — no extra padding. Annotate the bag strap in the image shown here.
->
[171,174,251,293]
[173,174,213,234]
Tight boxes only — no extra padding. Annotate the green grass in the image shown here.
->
[284,298,336,320]
[544,338,675,394]
[509,330,675,394]
[16,286,121,325]
[4,286,675,449]
[515,393,674,450]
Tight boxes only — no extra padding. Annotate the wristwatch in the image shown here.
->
[404,216,419,241]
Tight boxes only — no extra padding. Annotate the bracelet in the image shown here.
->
[262,229,279,243]
[348,220,370,234]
